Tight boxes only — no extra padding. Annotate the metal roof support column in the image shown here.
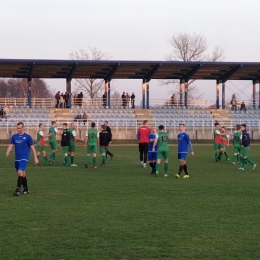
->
[107,81,111,109]
[222,83,225,109]
[184,82,188,108]
[27,79,32,108]
[253,81,256,108]
[146,81,150,109]
[142,79,146,109]
[259,83,260,109]
[216,80,220,109]
[66,79,72,108]
[179,79,184,107]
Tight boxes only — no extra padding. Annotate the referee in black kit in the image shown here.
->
[104,120,114,159]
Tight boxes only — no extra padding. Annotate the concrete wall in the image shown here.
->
[4,126,260,141]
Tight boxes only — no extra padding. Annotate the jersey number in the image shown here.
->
[161,136,168,142]
[91,133,95,139]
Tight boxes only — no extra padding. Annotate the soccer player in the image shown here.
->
[68,122,84,167]
[104,120,114,159]
[213,122,224,162]
[6,122,39,196]
[61,123,71,167]
[137,120,151,168]
[48,121,59,163]
[152,125,169,177]
[99,124,111,167]
[148,127,158,175]
[36,123,51,165]
[238,124,257,170]
[84,122,99,168]
[219,126,230,161]
[175,123,194,179]
[232,124,242,165]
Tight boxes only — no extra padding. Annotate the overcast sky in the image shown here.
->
[1,0,259,104]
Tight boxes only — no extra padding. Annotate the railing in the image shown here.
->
[0,98,54,108]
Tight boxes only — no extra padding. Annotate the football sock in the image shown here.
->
[64,156,69,165]
[218,152,223,160]
[156,163,160,172]
[241,157,245,168]
[153,162,156,169]
[237,154,240,162]
[215,153,218,161]
[71,156,74,164]
[93,157,97,166]
[164,163,168,174]
[85,156,89,163]
[44,156,48,162]
[53,153,56,160]
[178,165,183,174]
[224,152,229,159]
[23,177,28,190]
[107,150,112,156]
[232,155,236,163]
[149,162,154,169]
[183,164,188,174]
[16,176,23,191]
[103,156,107,165]
[246,157,254,166]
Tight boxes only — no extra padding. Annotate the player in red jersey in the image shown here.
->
[137,120,151,168]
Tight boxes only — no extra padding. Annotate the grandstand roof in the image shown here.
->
[1,59,260,82]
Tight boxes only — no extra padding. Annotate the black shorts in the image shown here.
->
[139,143,149,153]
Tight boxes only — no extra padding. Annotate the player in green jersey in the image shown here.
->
[152,125,169,177]
[84,122,99,168]
[232,124,242,165]
[219,126,230,161]
[68,123,84,167]
[47,121,59,163]
[36,124,51,166]
[213,122,224,162]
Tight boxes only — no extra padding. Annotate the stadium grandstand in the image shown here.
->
[1,59,260,140]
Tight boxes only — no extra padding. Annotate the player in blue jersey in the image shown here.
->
[148,127,158,175]
[175,123,194,179]
[6,122,38,196]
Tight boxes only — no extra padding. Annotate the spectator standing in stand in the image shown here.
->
[126,93,130,108]
[131,92,135,109]
[60,93,65,108]
[78,92,83,108]
[121,92,126,108]
[104,120,114,159]
[82,113,88,125]
[76,113,82,123]
[240,101,246,112]
[55,91,60,108]
[64,92,69,108]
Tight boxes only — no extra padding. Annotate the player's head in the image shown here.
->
[236,124,241,131]
[221,126,226,132]
[101,124,106,130]
[39,123,44,129]
[71,122,76,129]
[158,125,164,131]
[151,127,156,133]
[179,123,185,132]
[104,120,108,126]
[63,123,67,129]
[143,120,148,126]
[51,121,56,126]
[241,124,246,131]
[17,122,24,134]
[215,122,220,128]
[91,122,96,128]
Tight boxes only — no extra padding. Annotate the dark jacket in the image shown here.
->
[106,125,112,141]
[242,129,250,147]
[99,130,111,147]
[61,129,70,147]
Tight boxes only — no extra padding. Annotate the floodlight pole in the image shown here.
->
[216,80,220,109]
[222,82,225,109]
[253,81,256,108]
[66,79,72,108]
[142,79,146,109]
[107,81,111,108]
[180,79,184,107]
[27,62,35,108]
[184,81,188,108]
[146,81,150,109]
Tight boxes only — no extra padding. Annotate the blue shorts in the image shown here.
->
[15,160,29,171]
[178,153,187,160]
[148,151,157,161]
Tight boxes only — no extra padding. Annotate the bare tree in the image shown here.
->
[111,90,121,98]
[162,32,225,98]
[69,47,112,98]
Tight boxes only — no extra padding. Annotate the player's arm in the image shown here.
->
[186,135,194,156]
[30,145,39,165]
[97,132,100,147]
[6,144,14,157]
[152,136,158,152]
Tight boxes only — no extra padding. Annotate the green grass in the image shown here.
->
[1,145,260,260]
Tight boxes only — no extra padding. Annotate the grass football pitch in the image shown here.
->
[1,145,260,260]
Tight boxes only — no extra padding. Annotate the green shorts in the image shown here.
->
[87,144,97,154]
[214,142,223,150]
[69,142,76,153]
[62,146,69,154]
[37,145,45,152]
[222,145,226,151]
[233,146,241,154]
[100,147,107,154]
[240,147,248,158]
[157,148,169,159]
[50,141,58,150]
